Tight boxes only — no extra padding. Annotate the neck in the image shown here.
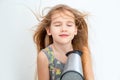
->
[52,42,73,54]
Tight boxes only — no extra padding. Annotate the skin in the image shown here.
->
[37,10,94,80]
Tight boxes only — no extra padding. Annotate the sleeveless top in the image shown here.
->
[42,45,65,80]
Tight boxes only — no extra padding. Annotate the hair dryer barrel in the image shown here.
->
[60,50,84,80]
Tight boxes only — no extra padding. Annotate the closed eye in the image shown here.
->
[67,21,75,27]
[67,25,73,27]
[54,24,61,27]
[52,22,61,27]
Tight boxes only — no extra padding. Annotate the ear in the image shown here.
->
[45,27,51,35]
[74,26,78,35]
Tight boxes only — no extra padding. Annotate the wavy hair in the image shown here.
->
[33,4,88,53]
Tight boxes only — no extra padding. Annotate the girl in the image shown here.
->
[33,4,94,80]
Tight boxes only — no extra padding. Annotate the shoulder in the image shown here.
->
[37,50,49,66]
[37,51,50,80]
[37,45,53,64]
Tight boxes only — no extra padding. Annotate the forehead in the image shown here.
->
[51,10,75,22]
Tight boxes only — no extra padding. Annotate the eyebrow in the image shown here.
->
[52,21,61,24]
[67,21,75,24]
[52,21,75,24]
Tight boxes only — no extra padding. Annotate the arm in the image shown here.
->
[37,51,49,80]
[81,47,94,80]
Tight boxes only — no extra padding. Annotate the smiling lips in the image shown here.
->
[59,34,69,37]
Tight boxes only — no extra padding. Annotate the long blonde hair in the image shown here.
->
[33,4,88,54]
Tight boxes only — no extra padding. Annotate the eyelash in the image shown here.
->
[67,25,72,27]
[55,25,61,27]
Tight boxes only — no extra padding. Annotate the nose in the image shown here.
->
[61,25,67,32]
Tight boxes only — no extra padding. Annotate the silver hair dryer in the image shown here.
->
[60,50,84,80]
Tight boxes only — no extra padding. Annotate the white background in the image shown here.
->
[0,0,120,80]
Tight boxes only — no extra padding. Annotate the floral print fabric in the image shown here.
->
[42,45,65,80]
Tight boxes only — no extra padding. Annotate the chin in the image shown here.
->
[57,41,71,45]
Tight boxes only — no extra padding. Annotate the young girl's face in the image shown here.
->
[46,10,77,44]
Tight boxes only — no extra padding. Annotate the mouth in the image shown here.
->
[59,34,69,37]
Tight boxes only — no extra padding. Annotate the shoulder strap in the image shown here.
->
[42,46,56,80]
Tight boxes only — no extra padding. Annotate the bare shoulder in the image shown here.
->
[37,51,50,80]
[37,51,49,66]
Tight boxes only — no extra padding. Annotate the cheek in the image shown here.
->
[50,27,60,34]
[72,27,77,35]
[49,29,57,36]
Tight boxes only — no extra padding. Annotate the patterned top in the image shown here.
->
[42,45,65,80]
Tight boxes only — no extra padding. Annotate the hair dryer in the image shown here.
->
[60,50,84,80]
